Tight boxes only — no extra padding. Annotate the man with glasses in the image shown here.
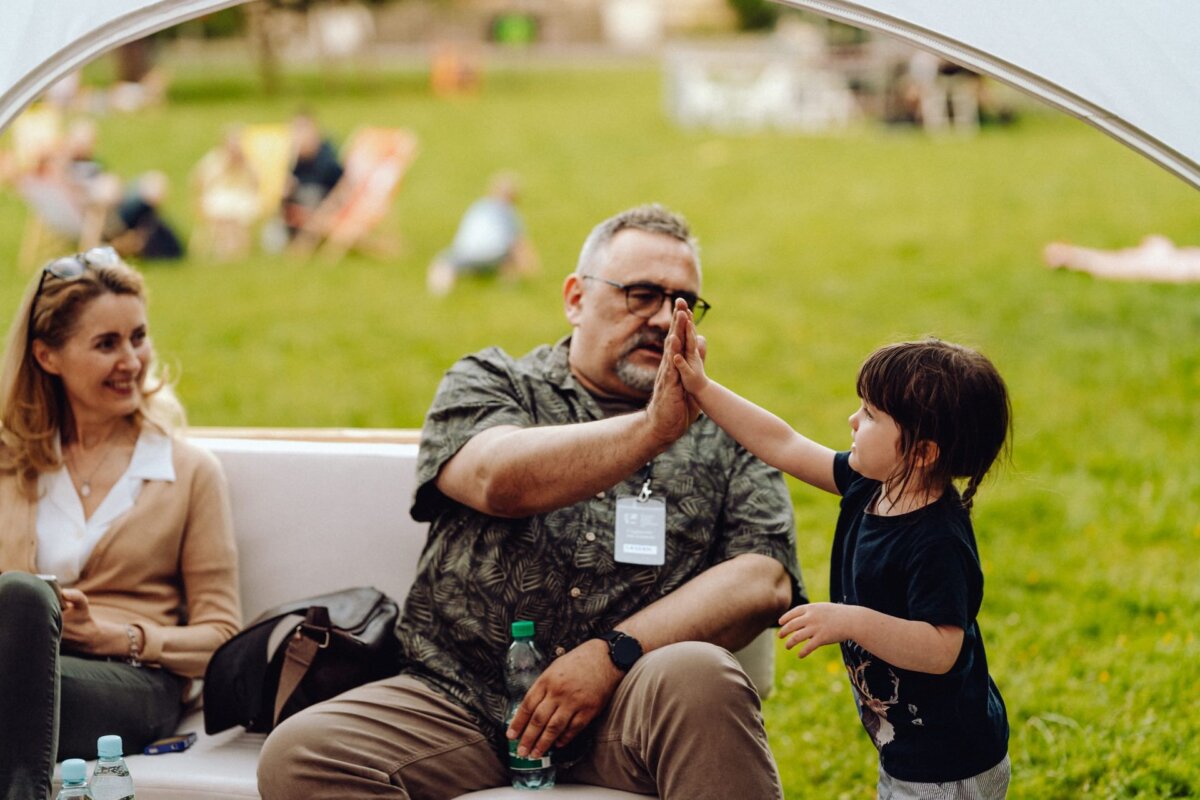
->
[260,204,803,800]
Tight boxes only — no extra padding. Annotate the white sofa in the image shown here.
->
[54,430,776,800]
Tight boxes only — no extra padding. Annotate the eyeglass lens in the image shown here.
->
[625,286,707,322]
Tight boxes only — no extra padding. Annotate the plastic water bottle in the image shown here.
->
[90,735,135,800]
[505,620,556,790]
[56,759,94,799]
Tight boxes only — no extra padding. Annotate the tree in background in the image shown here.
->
[728,0,780,30]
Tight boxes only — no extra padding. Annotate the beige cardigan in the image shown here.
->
[0,435,241,678]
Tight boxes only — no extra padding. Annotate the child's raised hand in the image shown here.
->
[669,305,708,395]
[778,602,853,659]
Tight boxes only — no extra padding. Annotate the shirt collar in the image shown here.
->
[544,335,576,388]
[127,426,175,483]
[39,426,175,533]
[545,335,646,420]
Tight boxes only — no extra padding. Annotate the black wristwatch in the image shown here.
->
[597,631,643,672]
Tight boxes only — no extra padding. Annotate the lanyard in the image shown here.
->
[636,462,653,502]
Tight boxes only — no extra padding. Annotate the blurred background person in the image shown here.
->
[190,126,260,261]
[1044,235,1200,282]
[282,110,344,239]
[109,170,185,261]
[426,171,539,295]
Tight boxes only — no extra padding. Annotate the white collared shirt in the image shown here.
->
[36,427,175,584]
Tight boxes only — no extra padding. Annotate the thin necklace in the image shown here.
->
[67,429,129,498]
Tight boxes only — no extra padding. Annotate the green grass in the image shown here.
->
[3,59,1199,798]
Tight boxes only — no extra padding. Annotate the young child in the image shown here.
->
[668,304,1011,797]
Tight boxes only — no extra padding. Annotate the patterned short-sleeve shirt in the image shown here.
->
[399,337,805,748]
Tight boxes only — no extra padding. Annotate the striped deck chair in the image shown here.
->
[289,126,419,262]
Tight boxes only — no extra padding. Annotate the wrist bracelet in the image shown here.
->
[125,624,142,667]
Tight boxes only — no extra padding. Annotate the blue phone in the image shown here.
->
[143,732,197,755]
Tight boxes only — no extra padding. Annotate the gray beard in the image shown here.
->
[615,358,656,393]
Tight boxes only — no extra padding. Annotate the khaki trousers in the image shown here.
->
[258,641,783,800]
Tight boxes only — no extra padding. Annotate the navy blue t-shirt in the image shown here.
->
[831,451,1008,782]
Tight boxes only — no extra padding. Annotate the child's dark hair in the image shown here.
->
[856,338,1011,509]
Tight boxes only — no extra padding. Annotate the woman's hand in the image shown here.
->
[59,588,134,658]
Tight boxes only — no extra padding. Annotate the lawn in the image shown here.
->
[2,55,1198,798]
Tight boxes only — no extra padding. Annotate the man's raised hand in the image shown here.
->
[647,298,701,444]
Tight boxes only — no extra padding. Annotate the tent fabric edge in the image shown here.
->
[0,0,247,135]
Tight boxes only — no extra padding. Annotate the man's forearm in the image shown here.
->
[437,412,673,518]
[617,553,792,653]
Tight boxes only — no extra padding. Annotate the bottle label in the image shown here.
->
[507,739,552,771]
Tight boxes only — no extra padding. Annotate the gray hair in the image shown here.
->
[576,204,701,278]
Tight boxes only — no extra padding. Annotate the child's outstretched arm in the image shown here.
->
[669,304,837,494]
[779,602,964,675]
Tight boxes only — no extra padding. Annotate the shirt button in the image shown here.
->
[554,646,566,657]
[569,587,582,598]
[584,532,596,543]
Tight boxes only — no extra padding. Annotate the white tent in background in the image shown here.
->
[777,0,1200,189]
[1,0,1198,189]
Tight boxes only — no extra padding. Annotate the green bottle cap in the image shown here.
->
[511,620,535,638]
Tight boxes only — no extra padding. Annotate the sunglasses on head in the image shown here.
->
[26,246,120,343]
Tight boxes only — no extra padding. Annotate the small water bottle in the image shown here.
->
[56,759,94,799]
[505,620,556,790]
[90,735,135,800]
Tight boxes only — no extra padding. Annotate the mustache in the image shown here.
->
[619,330,667,356]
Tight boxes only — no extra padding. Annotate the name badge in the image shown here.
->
[614,495,666,565]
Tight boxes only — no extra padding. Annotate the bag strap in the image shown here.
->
[274,606,332,725]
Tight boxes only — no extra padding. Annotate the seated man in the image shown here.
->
[259,204,803,799]
[282,111,344,237]
[110,170,184,260]
[426,172,540,295]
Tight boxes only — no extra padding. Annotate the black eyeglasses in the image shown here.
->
[26,246,120,342]
[581,276,711,324]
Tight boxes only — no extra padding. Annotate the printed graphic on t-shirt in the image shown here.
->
[847,657,900,748]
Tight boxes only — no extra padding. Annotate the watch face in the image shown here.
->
[611,635,642,670]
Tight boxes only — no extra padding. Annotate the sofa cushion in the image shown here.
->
[192,436,427,620]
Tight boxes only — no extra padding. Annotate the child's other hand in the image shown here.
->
[669,306,708,394]
[778,602,853,658]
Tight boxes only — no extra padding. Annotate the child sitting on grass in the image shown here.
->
[668,303,1011,798]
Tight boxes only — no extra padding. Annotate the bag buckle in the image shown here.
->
[293,623,331,649]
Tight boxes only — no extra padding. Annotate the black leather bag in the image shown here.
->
[203,586,401,734]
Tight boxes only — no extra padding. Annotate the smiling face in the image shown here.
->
[848,401,905,483]
[34,292,152,428]
[564,228,701,401]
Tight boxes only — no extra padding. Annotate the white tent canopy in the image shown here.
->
[0,0,243,133]
[2,0,1199,189]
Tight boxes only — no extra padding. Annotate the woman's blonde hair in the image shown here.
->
[0,254,183,498]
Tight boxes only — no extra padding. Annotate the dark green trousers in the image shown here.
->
[0,572,185,800]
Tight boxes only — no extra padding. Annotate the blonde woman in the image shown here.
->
[0,247,240,799]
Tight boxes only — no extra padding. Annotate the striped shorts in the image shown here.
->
[878,755,1010,800]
